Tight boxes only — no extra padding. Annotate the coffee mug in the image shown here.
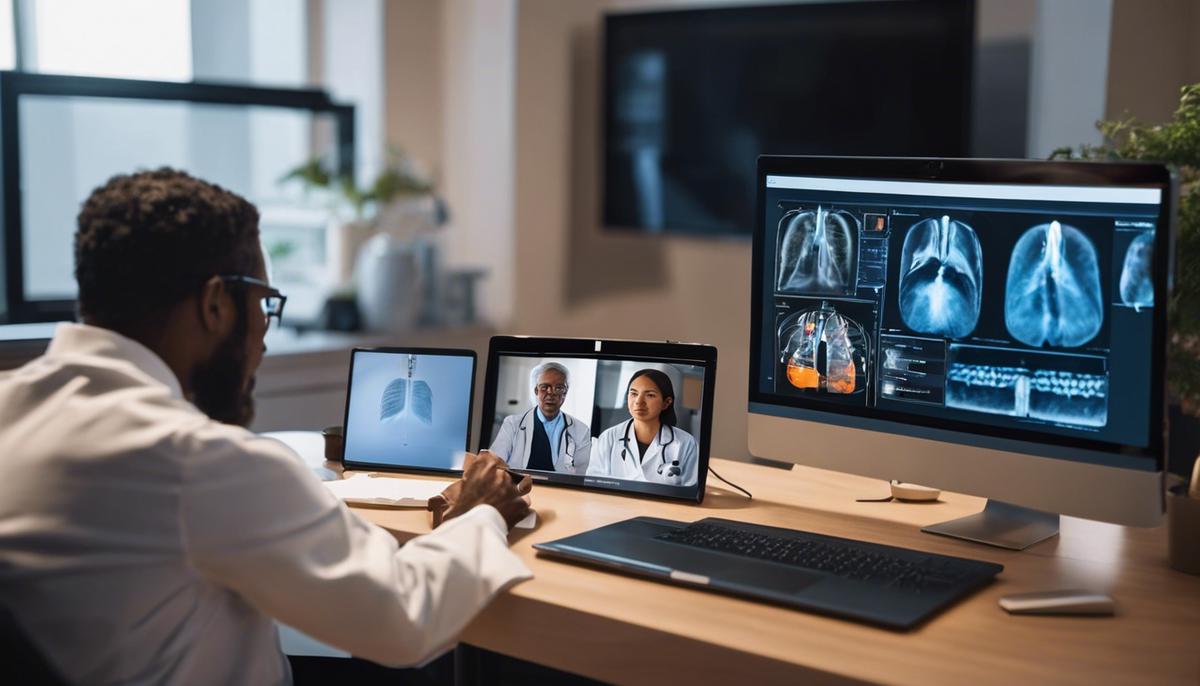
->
[321,425,344,463]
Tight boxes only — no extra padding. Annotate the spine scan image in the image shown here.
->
[1119,231,1154,310]
[777,206,858,295]
[1004,220,1104,348]
[898,215,983,338]
[946,364,1030,417]
[946,357,1108,428]
[380,355,434,432]
[778,301,869,394]
[1028,369,1108,427]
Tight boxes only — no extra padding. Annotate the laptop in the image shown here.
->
[534,516,1002,630]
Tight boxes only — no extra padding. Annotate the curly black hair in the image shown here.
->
[74,168,261,326]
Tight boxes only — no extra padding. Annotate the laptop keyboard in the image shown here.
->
[656,521,973,593]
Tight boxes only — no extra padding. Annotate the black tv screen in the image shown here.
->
[603,0,976,236]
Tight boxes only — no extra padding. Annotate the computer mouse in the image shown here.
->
[999,590,1115,616]
[890,481,941,501]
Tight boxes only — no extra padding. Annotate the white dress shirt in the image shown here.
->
[0,323,531,685]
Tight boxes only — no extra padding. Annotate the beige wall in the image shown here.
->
[385,0,517,323]
[513,0,755,460]
[1106,0,1200,124]
[383,1,444,175]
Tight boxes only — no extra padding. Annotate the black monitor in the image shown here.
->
[749,156,1174,549]
[603,0,975,236]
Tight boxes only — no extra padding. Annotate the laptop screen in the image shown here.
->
[479,337,717,502]
[342,348,476,471]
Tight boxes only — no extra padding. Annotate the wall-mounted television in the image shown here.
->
[603,0,976,237]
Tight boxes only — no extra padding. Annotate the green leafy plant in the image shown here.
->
[1052,84,1200,413]
[280,148,435,220]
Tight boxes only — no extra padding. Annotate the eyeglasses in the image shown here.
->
[219,275,287,327]
[535,383,568,395]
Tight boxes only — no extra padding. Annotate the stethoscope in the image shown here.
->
[617,419,680,477]
[517,408,577,469]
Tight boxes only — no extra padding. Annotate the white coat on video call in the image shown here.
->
[588,419,699,486]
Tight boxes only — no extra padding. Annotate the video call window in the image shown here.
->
[759,176,1160,450]
[486,355,707,489]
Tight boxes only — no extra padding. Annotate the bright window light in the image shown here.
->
[0,0,14,69]
[34,0,191,81]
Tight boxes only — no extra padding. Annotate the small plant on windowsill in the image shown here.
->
[1052,84,1200,475]
[280,147,448,290]
[280,147,444,226]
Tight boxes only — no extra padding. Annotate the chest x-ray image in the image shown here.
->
[1004,220,1103,348]
[1119,231,1154,310]
[380,355,434,427]
[776,206,858,295]
[343,350,473,469]
[778,302,869,394]
[898,215,983,339]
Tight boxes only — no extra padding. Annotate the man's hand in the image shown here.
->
[428,451,532,530]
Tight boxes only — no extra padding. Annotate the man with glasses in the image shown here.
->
[487,361,593,474]
[0,168,532,684]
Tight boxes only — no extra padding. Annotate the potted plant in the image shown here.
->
[1053,83,1199,478]
[281,149,447,331]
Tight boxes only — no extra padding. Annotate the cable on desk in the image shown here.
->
[708,466,752,499]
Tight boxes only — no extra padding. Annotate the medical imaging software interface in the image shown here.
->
[758,175,1162,448]
[344,351,474,469]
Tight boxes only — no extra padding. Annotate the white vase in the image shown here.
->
[355,233,423,333]
[326,219,374,290]
[376,195,439,241]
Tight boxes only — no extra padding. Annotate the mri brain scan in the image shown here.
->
[1119,231,1154,310]
[898,215,983,338]
[1004,221,1104,348]
[778,302,869,395]
[777,206,858,294]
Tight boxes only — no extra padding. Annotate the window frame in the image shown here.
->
[0,70,355,323]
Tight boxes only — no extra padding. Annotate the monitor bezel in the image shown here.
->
[341,346,477,474]
[478,336,718,503]
[749,155,1174,472]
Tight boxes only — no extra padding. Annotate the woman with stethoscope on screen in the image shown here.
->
[587,369,699,487]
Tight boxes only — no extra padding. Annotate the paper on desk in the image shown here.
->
[323,473,448,507]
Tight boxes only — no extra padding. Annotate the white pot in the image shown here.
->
[355,233,423,333]
[376,195,439,240]
[326,219,375,290]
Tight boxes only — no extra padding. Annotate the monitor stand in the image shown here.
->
[921,500,1059,550]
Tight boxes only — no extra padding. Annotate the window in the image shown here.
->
[30,0,191,80]
[0,0,14,70]
[1,73,354,325]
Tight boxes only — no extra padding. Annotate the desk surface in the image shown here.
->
[311,447,1200,686]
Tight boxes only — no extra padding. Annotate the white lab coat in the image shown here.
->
[587,420,699,487]
[489,408,592,474]
[0,324,531,685]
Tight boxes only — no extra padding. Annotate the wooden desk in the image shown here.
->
[339,458,1199,686]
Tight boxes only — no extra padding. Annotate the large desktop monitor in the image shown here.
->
[749,156,1175,549]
